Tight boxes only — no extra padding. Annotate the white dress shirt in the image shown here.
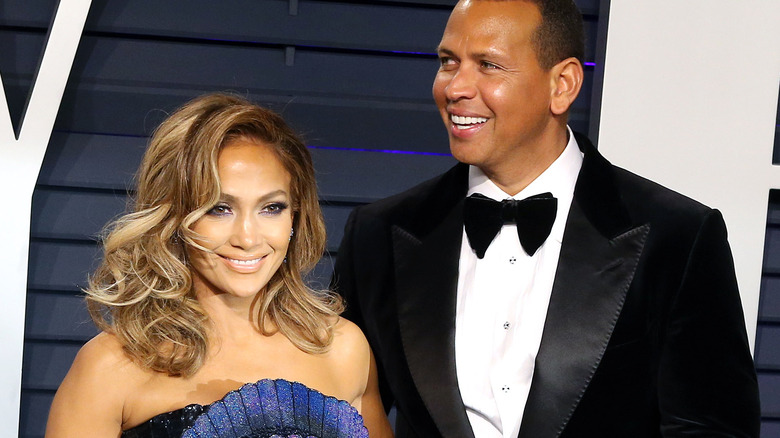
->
[455,129,583,438]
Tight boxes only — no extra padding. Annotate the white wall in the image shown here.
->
[599,0,780,350]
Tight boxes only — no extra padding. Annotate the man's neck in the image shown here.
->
[483,127,570,196]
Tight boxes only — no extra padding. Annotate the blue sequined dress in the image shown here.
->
[121,379,369,438]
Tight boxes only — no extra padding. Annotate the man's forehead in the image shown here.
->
[454,0,541,14]
[441,0,541,45]
[449,0,541,28]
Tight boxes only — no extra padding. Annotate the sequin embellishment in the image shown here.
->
[180,379,369,438]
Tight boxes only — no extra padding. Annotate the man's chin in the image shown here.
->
[449,143,484,167]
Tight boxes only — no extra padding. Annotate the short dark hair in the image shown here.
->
[529,0,585,69]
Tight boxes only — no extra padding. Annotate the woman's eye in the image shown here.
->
[207,204,232,216]
[262,202,289,216]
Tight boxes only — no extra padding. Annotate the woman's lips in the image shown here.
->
[220,255,265,272]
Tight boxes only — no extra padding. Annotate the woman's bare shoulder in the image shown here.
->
[326,317,371,385]
[74,333,146,381]
[326,317,393,437]
[45,332,144,437]
[330,317,370,361]
[78,331,128,361]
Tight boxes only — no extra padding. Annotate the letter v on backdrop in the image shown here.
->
[0,0,91,434]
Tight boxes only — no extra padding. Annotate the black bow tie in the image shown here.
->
[464,192,557,259]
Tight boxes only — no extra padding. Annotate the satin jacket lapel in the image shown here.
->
[393,166,475,438]
[519,203,649,438]
[519,136,650,438]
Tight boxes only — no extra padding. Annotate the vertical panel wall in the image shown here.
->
[758,192,780,436]
[755,86,780,436]
[1,0,602,435]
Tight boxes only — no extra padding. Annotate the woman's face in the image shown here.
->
[188,138,293,303]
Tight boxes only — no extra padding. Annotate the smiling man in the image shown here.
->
[332,0,760,437]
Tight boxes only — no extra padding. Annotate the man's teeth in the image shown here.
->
[226,257,261,265]
[451,115,488,125]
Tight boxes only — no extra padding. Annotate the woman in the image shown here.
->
[45,93,393,437]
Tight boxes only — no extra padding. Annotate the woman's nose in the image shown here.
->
[230,214,262,249]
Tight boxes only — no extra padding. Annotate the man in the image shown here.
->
[332,0,760,436]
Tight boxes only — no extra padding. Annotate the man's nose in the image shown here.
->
[445,67,477,101]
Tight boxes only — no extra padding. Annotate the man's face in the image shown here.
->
[433,0,556,177]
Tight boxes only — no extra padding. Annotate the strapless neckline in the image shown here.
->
[121,378,368,438]
[122,403,208,437]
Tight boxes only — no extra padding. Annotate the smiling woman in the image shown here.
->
[189,141,295,311]
[44,93,393,438]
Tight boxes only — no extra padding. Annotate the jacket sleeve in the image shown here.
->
[331,208,364,329]
[330,207,396,412]
[658,209,760,437]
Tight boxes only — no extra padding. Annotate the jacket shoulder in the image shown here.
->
[576,133,713,226]
[611,166,713,219]
[352,163,467,227]
[605,165,729,251]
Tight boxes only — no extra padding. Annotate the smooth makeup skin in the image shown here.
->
[189,139,293,307]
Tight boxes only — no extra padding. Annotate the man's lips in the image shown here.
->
[451,114,488,127]
[449,113,489,136]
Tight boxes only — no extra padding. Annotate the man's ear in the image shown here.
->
[550,57,584,116]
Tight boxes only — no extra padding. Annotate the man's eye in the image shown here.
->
[481,61,499,69]
[439,57,455,67]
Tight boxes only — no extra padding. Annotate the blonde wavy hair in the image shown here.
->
[86,93,342,377]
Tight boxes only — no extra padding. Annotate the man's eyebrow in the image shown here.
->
[435,47,503,60]
[436,46,454,56]
[473,48,504,59]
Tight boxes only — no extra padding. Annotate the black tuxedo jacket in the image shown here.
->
[332,134,760,437]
